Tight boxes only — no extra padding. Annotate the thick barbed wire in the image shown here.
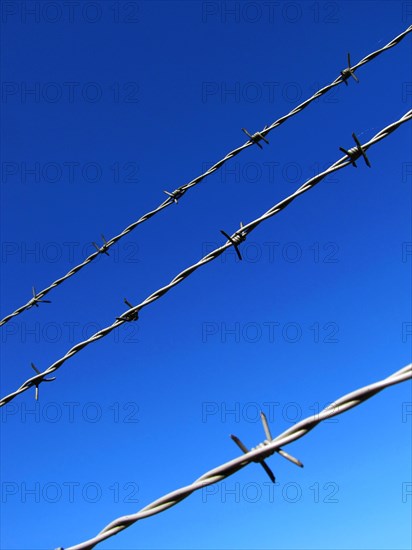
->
[1,24,411,327]
[1,109,410,408]
[59,363,412,550]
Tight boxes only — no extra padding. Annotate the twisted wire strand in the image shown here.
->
[1,110,410,408]
[1,24,411,327]
[60,363,412,550]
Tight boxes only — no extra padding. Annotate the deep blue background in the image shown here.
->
[1,1,411,549]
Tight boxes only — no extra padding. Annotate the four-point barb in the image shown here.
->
[92,234,110,256]
[242,127,269,149]
[30,286,51,309]
[220,222,247,261]
[339,132,371,168]
[231,411,303,483]
[340,53,359,86]
[116,298,139,322]
[163,188,185,204]
[30,363,56,401]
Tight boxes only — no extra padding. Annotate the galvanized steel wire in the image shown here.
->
[59,363,412,550]
[1,24,411,327]
[1,109,410,408]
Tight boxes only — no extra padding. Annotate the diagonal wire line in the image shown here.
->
[1,109,410,408]
[1,24,411,327]
[59,363,412,550]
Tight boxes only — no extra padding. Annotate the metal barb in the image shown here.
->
[230,411,303,483]
[242,127,269,149]
[163,188,185,204]
[220,223,247,261]
[230,434,276,483]
[92,234,110,256]
[260,410,272,441]
[259,412,304,468]
[352,133,371,167]
[30,363,56,401]
[340,52,360,86]
[116,298,139,322]
[230,411,304,483]
[339,132,371,168]
[30,287,51,308]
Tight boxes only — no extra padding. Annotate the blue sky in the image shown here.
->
[1,1,411,549]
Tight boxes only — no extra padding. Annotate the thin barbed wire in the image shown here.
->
[1,109,410,408]
[1,24,411,327]
[59,363,412,550]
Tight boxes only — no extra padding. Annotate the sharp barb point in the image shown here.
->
[230,435,249,455]
[31,363,40,374]
[277,448,304,468]
[260,412,272,441]
[260,461,276,484]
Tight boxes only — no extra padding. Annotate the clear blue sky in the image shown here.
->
[1,1,411,549]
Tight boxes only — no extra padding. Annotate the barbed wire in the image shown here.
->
[58,362,412,550]
[1,109,410,408]
[1,24,411,327]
